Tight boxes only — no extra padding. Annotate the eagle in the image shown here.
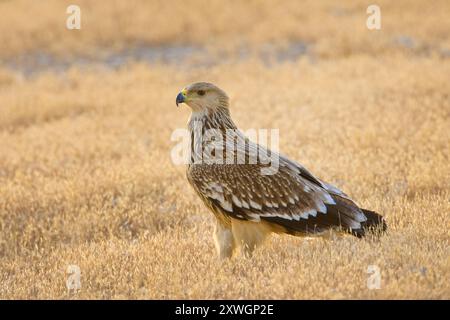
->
[176,82,386,258]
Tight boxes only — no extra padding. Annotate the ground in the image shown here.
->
[0,0,449,299]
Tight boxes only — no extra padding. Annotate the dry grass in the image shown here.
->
[0,1,449,299]
[0,0,449,59]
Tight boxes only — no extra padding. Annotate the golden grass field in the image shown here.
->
[0,0,449,299]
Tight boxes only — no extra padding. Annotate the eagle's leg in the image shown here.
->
[213,219,235,259]
[231,219,271,257]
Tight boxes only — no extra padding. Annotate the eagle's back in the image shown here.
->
[185,108,386,237]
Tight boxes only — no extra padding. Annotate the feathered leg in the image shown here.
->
[231,219,272,257]
[213,219,235,259]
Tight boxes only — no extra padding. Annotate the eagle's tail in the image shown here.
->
[351,209,387,238]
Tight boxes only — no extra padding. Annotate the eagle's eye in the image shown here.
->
[197,90,206,96]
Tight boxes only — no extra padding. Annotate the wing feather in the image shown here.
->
[186,129,369,235]
[187,154,367,235]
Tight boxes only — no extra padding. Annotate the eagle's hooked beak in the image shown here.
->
[176,89,187,107]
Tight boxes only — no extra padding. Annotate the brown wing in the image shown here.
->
[187,159,368,236]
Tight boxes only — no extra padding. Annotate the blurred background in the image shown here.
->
[1,0,449,73]
[0,0,449,299]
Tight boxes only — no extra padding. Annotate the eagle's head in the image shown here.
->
[176,82,229,112]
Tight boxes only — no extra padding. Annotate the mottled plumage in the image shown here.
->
[176,82,386,258]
